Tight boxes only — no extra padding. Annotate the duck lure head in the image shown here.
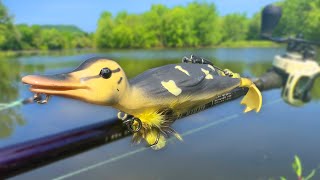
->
[22,57,129,106]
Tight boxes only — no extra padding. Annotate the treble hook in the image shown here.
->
[33,93,51,104]
[149,132,160,148]
[123,117,142,132]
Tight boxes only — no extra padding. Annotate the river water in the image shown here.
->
[1,47,320,180]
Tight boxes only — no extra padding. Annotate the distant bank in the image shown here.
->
[0,41,280,58]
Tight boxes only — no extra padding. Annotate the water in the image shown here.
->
[1,48,320,179]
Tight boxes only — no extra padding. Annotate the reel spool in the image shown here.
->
[273,53,320,106]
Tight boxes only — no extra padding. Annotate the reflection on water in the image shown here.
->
[0,47,320,179]
[311,77,320,100]
[0,58,44,138]
[0,109,24,138]
[0,58,21,102]
[0,58,21,138]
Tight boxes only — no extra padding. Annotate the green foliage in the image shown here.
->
[40,25,84,33]
[95,2,223,49]
[142,5,169,47]
[219,40,277,48]
[1,0,320,50]
[245,0,320,42]
[16,24,93,50]
[0,1,92,51]
[274,0,311,37]
[40,29,66,50]
[0,57,45,138]
[112,12,153,48]
[221,13,249,42]
[292,155,303,177]
[311,76,320,100]
[281,155,317,180]
[0,1,20,50]
[162,7,193,47]
[95,11,115,48]
[272,0,320,41]
[0,1,11,24]
[304,0,320,41]
[184,2,222,46]
[247,13,261,40]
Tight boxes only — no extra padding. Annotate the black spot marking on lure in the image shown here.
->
[112,68,121,73]
[117,88,119,92]
[118,77,123,84]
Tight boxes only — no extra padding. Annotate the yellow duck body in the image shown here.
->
[22,57,262,150]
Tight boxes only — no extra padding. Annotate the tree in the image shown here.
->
[142,4,169,47]
[0,1,21,50]
[39,29,66,50]
[94,2,224,48]
[221,13,249,42]
[186,2,221,46]
[274,0,313,37]
[162,6,193,47]
[247,13,261,40]
[71,33,92,49]
[95,11,115,48]
[17,24,35,50]
[304,0,320,41]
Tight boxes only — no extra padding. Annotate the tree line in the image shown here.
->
[0,0,319,51]
[0,1,92,51]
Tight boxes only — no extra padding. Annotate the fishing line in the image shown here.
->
[0,99,24,112]
[52,98,282,180]
[0,97,34,112]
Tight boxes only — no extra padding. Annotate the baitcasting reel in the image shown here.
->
[273,53,320,106]
[261,4,320,106]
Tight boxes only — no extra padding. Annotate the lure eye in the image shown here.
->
[99,67,112,79]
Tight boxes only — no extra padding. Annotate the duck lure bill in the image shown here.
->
[22,55,263,150]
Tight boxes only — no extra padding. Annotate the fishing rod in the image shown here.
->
[0,71,282,179]
[0,4,319,179]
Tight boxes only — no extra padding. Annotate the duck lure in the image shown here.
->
[22,55,262,150]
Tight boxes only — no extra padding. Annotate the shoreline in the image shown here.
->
[0,41,281,57]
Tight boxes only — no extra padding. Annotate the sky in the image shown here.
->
[3,0,279,32]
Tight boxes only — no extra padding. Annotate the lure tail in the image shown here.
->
[239,78,262,113]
